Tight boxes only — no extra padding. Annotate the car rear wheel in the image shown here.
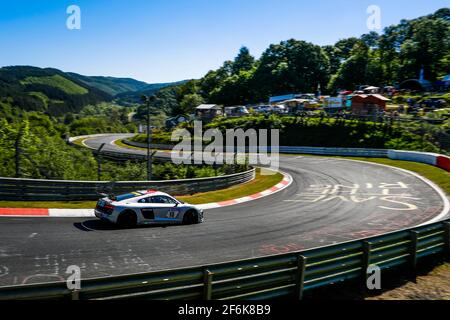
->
[183,210,197,225]
[117,211,137,228]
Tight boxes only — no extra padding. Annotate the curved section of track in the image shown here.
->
[0,135,447,286]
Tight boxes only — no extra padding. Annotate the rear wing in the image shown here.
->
[98,192,116,201]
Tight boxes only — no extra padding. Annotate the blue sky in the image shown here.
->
[0,0,448,83]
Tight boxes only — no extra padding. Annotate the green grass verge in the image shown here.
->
[114,139,148,150]
[114,139,174,152]
[0,169,283,208]
[178,169,283,204]
[71,137,87,147]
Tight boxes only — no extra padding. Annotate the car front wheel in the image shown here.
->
[182,210,197,225]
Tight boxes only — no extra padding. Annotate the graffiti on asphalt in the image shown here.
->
[285,182,421,211]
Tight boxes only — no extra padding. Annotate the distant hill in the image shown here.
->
[116,80,189,104]
[0,66,112,116]
[68,72,188,98]
[67,73,149,96]
[0,66,188,116]
[139,80,189,93]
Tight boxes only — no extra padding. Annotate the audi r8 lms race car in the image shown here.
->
[95,190,204,227]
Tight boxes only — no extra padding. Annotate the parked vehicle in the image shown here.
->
[225,106,250,117]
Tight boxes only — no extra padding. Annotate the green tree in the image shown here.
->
[322,45,341,75]
[0,118,16,177]
[334,37,360,60]
[232,46,255,74]
[251,39,330,100]
[366,50,385,87]
[378,27,401,84]
[209,68,255,105]
[179,93,204,114]
[361,32,380,49]
[64,113,75,125]
[328,41,369,91]
[398,17,449,81]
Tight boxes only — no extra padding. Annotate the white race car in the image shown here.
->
[95,190,204,227]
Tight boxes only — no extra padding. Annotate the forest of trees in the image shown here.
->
[0,110,246,180]
[0,66,112,116]
[137,8,449,117]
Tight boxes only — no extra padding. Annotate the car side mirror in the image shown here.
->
[174,203,179,207]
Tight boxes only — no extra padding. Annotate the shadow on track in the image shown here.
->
[73,220,173,232]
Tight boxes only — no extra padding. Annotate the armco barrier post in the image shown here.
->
[203,269,213,300]
[409,231,419,274]
[361,241,371,288]
[296,254,307,300]
[71,290,80,300]
[444,222,450,261]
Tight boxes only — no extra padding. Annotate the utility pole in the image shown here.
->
[142,95,156,181]
[15,127,23,178]
[96,143,106,181]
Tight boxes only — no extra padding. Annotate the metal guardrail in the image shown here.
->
[121,139,390,158]
[0,169,255,201]
[72,144,171,163]
[278,146,389,157]
[93,149,174,163]
[0,219,448,300]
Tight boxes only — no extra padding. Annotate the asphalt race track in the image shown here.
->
[0,134,447,286]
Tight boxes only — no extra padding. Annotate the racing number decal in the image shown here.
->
[166,209,179,219]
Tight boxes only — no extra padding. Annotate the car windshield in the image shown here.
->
[149,196,178,204]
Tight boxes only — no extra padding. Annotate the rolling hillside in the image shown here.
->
[67,73,149,96]
[0,66,112,116]
[115,79,189,104]
[69,72,188,98]
[0,66,188,116]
